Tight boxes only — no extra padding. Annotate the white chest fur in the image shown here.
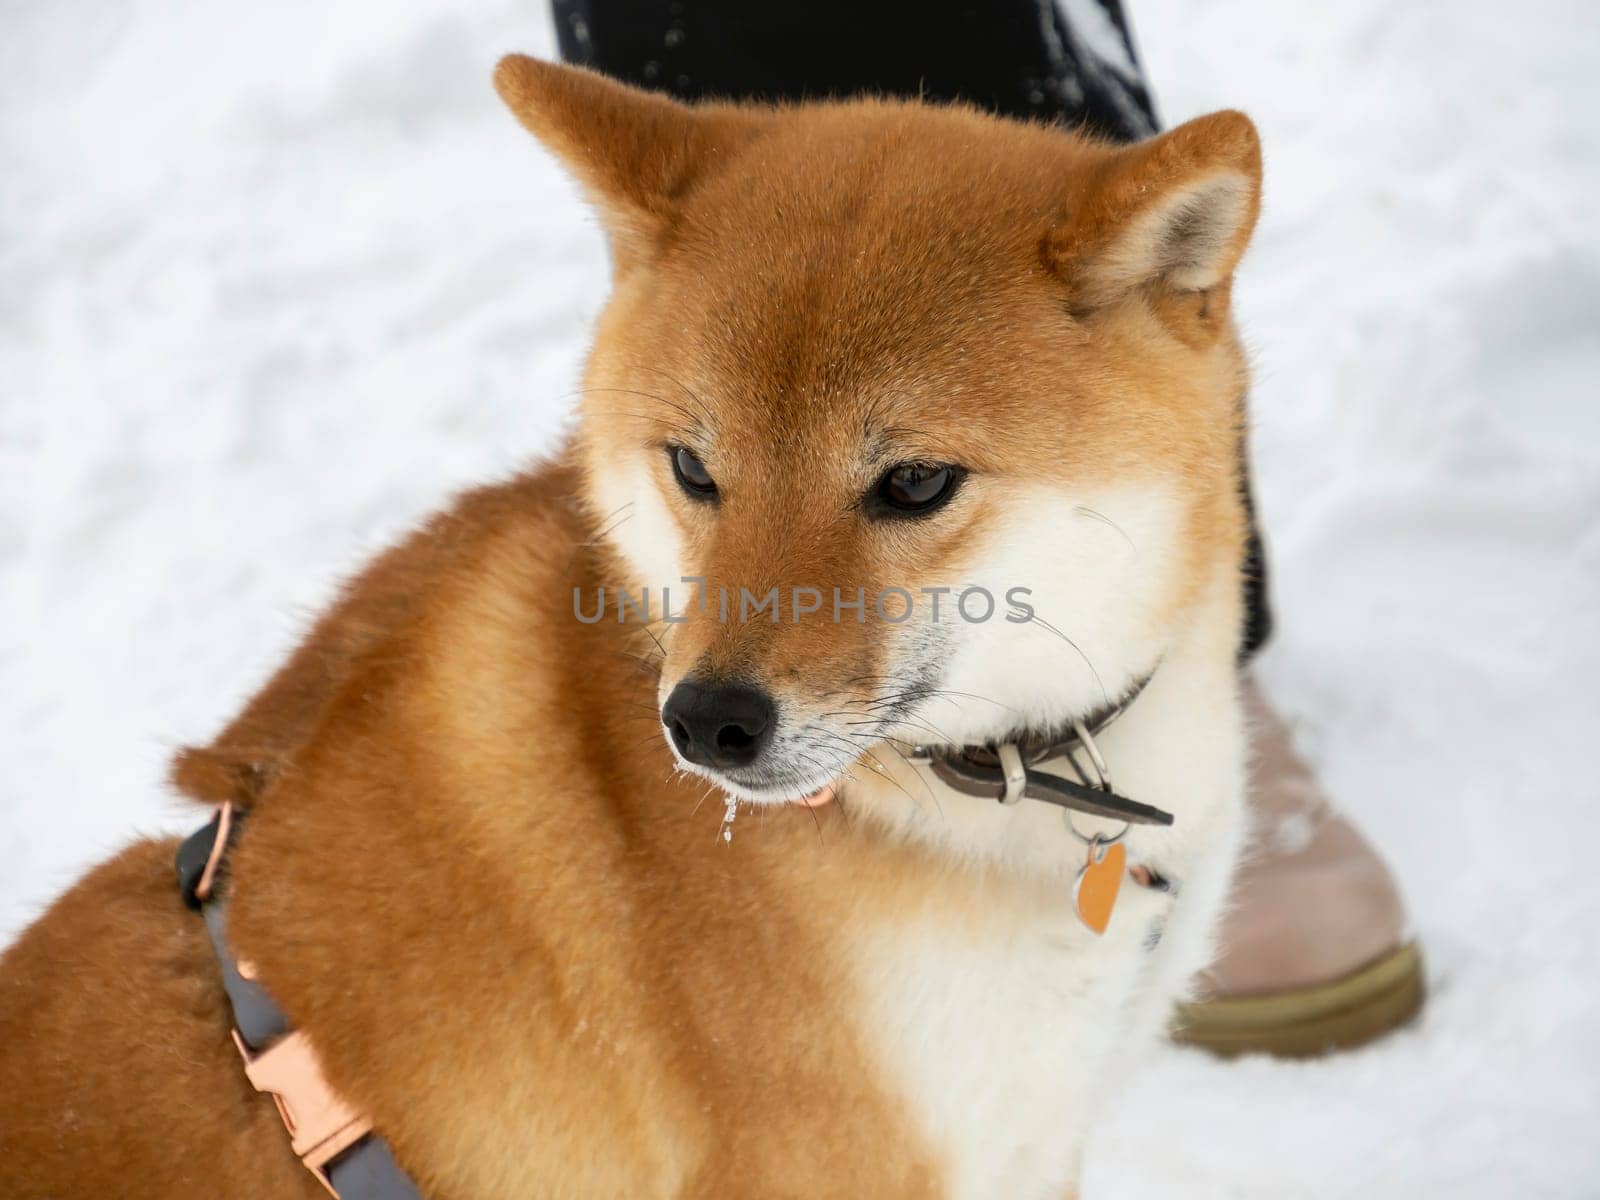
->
[851,869,1178,1199]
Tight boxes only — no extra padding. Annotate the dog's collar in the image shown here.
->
[175,805,424,1199]
[902,669,1178,932]
[903,669,1173,828]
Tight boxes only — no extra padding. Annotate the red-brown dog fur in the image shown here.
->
[0,57,1260,1198]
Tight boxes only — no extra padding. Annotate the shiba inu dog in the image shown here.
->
[0,56,1261,1199]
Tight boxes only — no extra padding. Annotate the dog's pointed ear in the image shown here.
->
[1045,111,1262,315]
[494,55,760,272]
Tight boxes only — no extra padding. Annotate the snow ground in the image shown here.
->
[3,1,1598,1195]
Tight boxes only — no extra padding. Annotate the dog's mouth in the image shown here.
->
[676,754,844,807]
[721,775,838,807]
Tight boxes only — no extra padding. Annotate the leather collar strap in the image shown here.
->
[175,804,424,1200]
[906,668,1176,827]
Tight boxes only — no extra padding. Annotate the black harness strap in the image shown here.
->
[176,810,425,1200]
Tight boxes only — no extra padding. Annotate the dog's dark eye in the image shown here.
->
[670,445,718,499]
[871,462,963,517]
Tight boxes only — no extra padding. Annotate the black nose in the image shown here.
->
[661,679,775,769]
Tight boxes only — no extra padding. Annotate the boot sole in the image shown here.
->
[1171,941,1424,1059]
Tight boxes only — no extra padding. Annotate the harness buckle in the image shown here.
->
[232,1028,372,1197]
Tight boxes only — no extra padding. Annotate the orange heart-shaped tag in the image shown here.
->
[1074,839,1126,935]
